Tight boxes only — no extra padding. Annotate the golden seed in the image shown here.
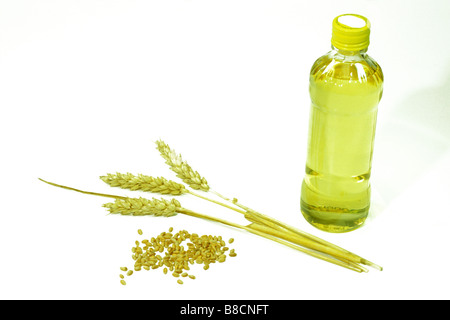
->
[177,279,183,285]
[120,280,126,285]
[120,228,236,286]
[119,274,124,279]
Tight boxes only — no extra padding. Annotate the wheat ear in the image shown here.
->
[155,140,210,192]
[104,197,180,217]
[100,173,187,195]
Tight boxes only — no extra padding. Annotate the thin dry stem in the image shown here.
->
[177,208,364,273]
[211,188,382,270]
[187,190,246,215]
[39,178,127,200]
[246,221,368,273]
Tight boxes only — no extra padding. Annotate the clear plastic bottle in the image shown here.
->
[300,14,384,233]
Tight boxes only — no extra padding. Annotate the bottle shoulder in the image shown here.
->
[310,50,383,86]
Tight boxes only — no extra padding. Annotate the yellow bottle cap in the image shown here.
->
[331,14,371,51]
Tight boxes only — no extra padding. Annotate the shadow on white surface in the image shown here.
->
[370,70,450,219]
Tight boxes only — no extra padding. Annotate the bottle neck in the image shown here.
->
[331,45,368,57]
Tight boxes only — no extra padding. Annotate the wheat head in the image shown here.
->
[100,172,187,195]
[103,197,180,217]
[155,140,210,192]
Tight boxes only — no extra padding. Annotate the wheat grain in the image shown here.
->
[120,228,236,285]
[100,172,187,195]
[155,140,210,192]
[103,197,180,217]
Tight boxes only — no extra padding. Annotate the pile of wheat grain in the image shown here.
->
[119,228,236,285]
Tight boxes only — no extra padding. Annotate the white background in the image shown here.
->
[1,0,449,300]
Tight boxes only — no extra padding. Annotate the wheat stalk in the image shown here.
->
[177,207,366,273]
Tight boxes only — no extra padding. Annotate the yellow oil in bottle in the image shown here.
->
[300,14,384,233]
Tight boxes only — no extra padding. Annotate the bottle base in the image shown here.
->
[300,200,368,233]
